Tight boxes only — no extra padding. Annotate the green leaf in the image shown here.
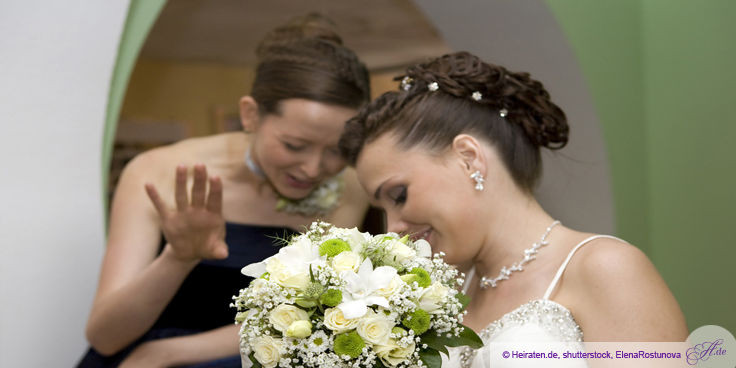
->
[456,325,484,349]
[248,352,263,368]
[419,330,450,357]
[456,292,470,311]
[419,348,442,368]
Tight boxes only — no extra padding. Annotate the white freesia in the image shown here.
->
[269,304,309,333]
[419,282,450,312]
[241,234,325,290]
[375,275,405,298]
[375,338,416,367]
[337,258,397,319]
[331,251,362,273]
[356,311,394,345]
[251,335,283,368]
[323,307,360,333]
[384,239,416,262]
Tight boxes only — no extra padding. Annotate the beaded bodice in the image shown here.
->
[444,235,624,368]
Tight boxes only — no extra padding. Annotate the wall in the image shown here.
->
[547,0,736,332]
[0,1,131,366]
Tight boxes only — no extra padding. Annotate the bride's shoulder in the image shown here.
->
[561,236,687,340]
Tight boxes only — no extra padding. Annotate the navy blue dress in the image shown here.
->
[77,223,298,367]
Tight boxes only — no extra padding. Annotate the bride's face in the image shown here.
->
[356,133,486,269]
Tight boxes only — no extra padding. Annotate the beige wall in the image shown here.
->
[120,58,401,138]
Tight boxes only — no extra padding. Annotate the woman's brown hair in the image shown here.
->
[339,51,569,192]
[250,13,370,115]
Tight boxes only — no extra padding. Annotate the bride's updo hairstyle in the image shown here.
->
[251,13,370,115]
[339,51,568,192]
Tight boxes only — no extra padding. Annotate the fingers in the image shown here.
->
[212,240,229,260]
[144,183,168,219]
[191,164,207,208]
[175,165,188,211]
[206,175,223,214]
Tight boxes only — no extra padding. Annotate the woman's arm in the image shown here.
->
[85,157,226,355]
[567,239,688,341]
[118,324,240,368]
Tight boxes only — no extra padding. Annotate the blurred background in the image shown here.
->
[1,0,734,366]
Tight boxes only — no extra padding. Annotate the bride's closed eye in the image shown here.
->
[387,186,407,205]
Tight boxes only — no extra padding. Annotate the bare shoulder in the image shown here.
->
[562,236,688,341]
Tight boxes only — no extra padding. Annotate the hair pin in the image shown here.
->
[428,82,439,91]
[499,108,508,117]
[400,76,413,91]
[471,91,482,101]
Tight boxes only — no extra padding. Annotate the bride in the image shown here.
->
[338,51,688,367]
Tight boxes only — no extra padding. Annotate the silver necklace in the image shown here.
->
[244,149,265,179]
[480,220,560,289]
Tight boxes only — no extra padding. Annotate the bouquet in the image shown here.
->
[233,221,483,368]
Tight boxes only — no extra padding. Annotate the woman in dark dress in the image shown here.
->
[79,14,371,367]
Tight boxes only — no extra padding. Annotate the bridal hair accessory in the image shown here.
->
[499,108,508,117]
[470,170,485,191]
[480,220,561,289]
[428,82,439,91]
[471,91,482,101]
[245,149,343,216]
[400,76,413,91]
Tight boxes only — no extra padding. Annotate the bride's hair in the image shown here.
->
[339,51,568,192]
[251,13,370,115]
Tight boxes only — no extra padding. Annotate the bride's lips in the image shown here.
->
[410,228,433,244]
[285,173,316,190]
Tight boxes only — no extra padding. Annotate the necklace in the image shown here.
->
[479,220,560,289]
[244,148,343,217]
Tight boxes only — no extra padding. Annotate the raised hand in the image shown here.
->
[145,164,228,262]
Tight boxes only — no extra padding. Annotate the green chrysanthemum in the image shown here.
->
[319,288,342,307]
[409,267,432,288]
[402,308,431,335]
[333,331,365,358]
[319,238,351,257]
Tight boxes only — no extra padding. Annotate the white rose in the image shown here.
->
[375,275,405,298]
[356,311,394,345]
[413,239,433,258]
[385,239,416,262]
[419,282,450,312]
[269,304,309,333]
[332,251,362,273]
[285,320,312,338]
[375,338,416,367]
[323,307,360,333]
[251,335,283,368]
[265,258,310,290]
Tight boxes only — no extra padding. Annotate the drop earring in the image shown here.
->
[470,170,485,191]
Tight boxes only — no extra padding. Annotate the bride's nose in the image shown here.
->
[385,210,409,234]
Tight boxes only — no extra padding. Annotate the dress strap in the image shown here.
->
[462,267,476,294]
[542,235,626,300]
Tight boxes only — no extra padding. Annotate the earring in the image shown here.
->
[470,171,485,191]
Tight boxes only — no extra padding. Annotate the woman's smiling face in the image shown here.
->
[355,133,491,269]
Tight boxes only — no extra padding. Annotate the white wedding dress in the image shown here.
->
[442,235,624,368]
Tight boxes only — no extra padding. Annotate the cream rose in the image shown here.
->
[385,239,416,262]
[285,320,312,338]
[265,258,310,290]
[269,304,309,333]
[418,282,450,312]
[332,251,362,273]
[356,311,394,345]
[375,339,416,367]
[251,335,283,368]
[375,275,405,298]
[323,307,360,333]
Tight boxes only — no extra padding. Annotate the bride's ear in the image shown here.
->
[239,96,260,132]
[451,134,486,176]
